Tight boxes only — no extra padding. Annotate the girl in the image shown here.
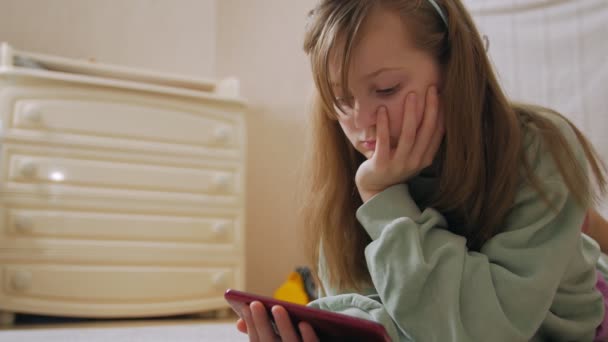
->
[237,0,608,341]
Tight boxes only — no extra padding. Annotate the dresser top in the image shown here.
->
[0,42,245,105]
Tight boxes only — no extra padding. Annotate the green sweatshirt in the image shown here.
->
[308,113,605,341]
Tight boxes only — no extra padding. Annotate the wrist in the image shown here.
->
[358,188,380,203]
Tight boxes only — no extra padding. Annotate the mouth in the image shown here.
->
[361,140,376,150]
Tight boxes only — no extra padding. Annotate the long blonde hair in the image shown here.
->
[300,0,607,291]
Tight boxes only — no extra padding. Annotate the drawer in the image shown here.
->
[2,264,235,301]
[6,208,237,245]
[0,264,242,317]
[11,97,242,149]
[0,190,243,219]
[0,239,244,265]
[5,150,240,196]
[0,86,245,159]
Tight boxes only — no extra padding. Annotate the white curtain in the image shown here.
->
[463,0,608,212]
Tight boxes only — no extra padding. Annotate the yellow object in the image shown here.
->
[273,271,310,305]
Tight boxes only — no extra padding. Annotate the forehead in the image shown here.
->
[329,7,415,82]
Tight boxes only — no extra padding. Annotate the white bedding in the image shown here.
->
[0,323,247,342]
[464,0,608,213]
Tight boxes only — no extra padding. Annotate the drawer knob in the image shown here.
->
[212,271,230,289]
[23,105,42,124]
[15,215,34,234]
[19,161,38,178]
[213,126,231,144]
[212,222,230,238]
[213,174,231,191]
[11,270,32,291]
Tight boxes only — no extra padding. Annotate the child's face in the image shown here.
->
[330,7,441,159]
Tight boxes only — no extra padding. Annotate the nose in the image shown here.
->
[352,100,377,129]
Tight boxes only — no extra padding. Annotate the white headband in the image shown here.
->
[427,0,448,27]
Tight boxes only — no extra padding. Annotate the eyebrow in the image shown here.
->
[331,67,404,88]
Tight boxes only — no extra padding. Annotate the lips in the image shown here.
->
[361,140,376,150]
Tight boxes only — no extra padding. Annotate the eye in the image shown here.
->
[376,84,400,97]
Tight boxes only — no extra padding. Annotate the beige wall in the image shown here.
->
[216,0,316,295]
[0,0,317,296]
[0,0,217,77]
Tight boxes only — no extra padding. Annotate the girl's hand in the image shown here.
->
[236,301,319,342]
[355,86,445,202]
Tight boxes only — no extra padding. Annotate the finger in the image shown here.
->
[299,322,320,342]
[271,306,300,342]
[250,301,278,341]
[409,86,439,165]
[395,92,418,160]
[241,306,259,342]
[236,318,248,334]
[415,89,426,130]
[422,110,445,167]
[374,106,390,164]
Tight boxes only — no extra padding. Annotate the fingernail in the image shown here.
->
[378,106,387,115]
[408,92,417,102]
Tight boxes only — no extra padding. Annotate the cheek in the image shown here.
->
[338,120,358,145]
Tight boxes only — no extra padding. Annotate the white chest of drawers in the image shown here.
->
[0,43,246,324]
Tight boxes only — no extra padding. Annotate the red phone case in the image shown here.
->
[224,289,392,342]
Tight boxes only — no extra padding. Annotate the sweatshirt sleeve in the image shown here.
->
[308,121,603,341]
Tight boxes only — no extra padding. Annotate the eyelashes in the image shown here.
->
[334,84,401,113]
[376,84,400,96]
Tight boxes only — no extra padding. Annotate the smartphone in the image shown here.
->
[224,288,391,342]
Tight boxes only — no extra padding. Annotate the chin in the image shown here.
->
[356,148,374,159]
